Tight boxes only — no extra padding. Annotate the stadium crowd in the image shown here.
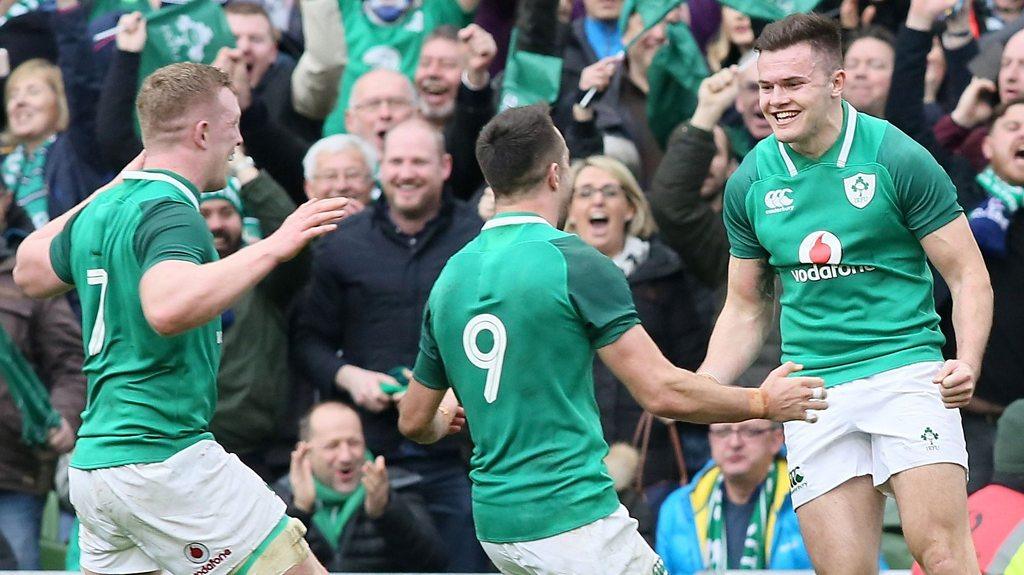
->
[0,0,1022,572]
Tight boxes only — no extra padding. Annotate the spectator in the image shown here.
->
[912,399,1024,574]
[412,24,497,199]
[706,7,755,72]
[289,0,347,123]
[559,0,625,121]
[199,150,314,482]
[844,26,896,118]
[320,0,480,136]
[656,421,812,574]
[291,118,486,572]
[0,195,85,570]
[564,155,712,510]
[302,134,379,211]
[274,402,447,572]
[345,68,418,154]
[1,0,106,230]
[728,60,773,156]
[225,2,323,143]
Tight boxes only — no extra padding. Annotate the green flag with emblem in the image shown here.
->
[137,0,235,85]
[88,0,152,22]
[718,0,823,22]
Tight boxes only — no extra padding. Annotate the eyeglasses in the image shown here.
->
[575,184,624,199]
[312,170,370,184]
[708,427,777,440]
[351,97,414,113]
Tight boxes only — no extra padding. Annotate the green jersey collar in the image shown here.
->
[482,212,550,230]
[122,169,201,210]
[777,101,859,176]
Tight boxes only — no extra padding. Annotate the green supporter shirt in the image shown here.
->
[413,213,639,543]
[723,102,962,387]
[50,169,221,470]
[321,0,473,136]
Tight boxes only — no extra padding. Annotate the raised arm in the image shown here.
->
[291,0,347,120]
[138,197,349,336]
[920,214,993,407]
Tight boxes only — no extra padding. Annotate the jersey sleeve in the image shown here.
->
[132,200,211,272]
[552,236,640,348]
[723,153,769,260]
[49,211,81,285]
[881,125,963,239]
[413,303,450,391]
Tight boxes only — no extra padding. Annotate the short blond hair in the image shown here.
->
[4,59,69,141]
[136,62,232,145]
[567,156,657,240]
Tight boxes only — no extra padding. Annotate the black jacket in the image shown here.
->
[273,474,447,573]
[290,193,482,458]
[593,239,712,484]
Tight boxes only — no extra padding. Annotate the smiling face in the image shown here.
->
[203,88,244,191]
[843,36,894,118]
[624,12,668,79]
[569,165,635,257]
[305,147,375,204]
[307,404,367,494]
[380,120,450,222]
[757,42,844,147]
[415,37,462,122]
[984,102,1024,185]
[5,71,61,146]
[200,199,243,257]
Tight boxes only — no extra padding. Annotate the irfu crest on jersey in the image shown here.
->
[844,173,875,209]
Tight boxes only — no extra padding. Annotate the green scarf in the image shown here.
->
[977,166,1024,214]
[0,320,60,447]
[1,136,57,230]
[705,460,780,570]
[311,451,375,550]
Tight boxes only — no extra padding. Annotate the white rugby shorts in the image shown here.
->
[480,504,666,575]
[70,440,287,575]
[783,361,968,509]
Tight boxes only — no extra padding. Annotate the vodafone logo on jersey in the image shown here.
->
[798,231,842,265]
[792,231,874,283]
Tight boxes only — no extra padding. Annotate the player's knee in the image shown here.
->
[913,538,969,575]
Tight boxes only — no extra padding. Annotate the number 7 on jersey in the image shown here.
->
[463,314,507,403]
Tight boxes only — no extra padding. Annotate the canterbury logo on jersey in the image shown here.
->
[764,188,795,214]
[791,231,876,283]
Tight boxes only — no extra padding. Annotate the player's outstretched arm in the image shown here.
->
[139,197,350,336]
[698,256,777,385]
[397,381,465,444]
[598,325,827,423]
[921,214,993,408]
[15,152,146,298]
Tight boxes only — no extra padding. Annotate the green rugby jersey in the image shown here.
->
[413,212,639,543]
[723,102,962,387]
[50,170,221,469]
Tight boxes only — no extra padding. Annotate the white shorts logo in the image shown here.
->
[844,173,876,209]
[765,188,795,214]
[798,231,842,265]
[185,543,210,564]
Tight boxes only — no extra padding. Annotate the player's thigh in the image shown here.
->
[796,475,885,575]
[232,518,318,575]
[94,440,288,575]
[889,463,976,568]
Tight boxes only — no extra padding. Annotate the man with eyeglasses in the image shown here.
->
[344,69,419,154]
[303,134,380,214]
[656,421,812,574]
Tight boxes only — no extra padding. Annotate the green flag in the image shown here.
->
[647,21,709,148]
[137,0,235,85]
[0,323,60,447]
[498,30,563,111]
[0,0,45,28]
[618,0,684,40]
[717,0,823,21]
[88,0,152,22]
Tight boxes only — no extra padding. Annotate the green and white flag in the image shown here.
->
[718,0,823,22]
[618,0,683,41]
[138,0,234,85]
[0,0,45,28]
[88,0,151,22]
[499,29,563,111]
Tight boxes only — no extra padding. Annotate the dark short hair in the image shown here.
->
[755,13,842,72]
[475,105,565,199]
[845,25,895,54]
[425,24,459,45]
[990,96,1024,128]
